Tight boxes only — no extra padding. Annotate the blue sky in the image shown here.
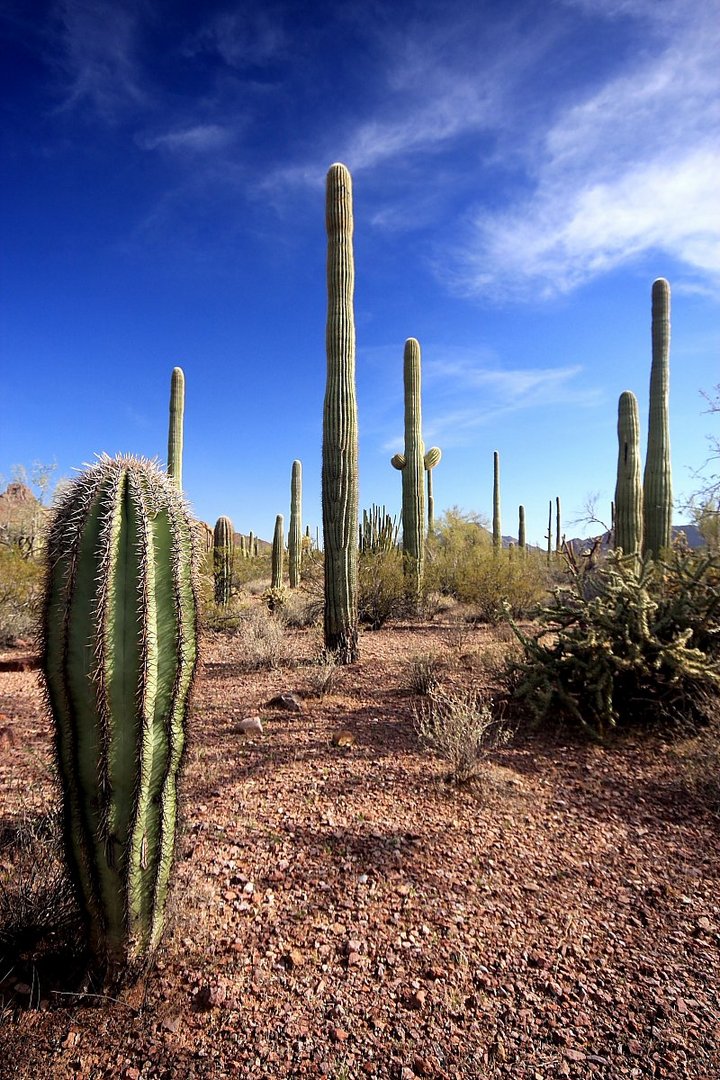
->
[2,0,719,546]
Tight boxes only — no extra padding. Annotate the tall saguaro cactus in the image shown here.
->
[322,163,359,663]
[492,451,502,553]
[289,460,302,589]
[42,455,198,985]
[615,390,643,556]
[167,367,185,490]
[518,505,526,552]
[642,278,672,558]
[213,516,234,605]
[555,497,562,553]
[272,514,284,590]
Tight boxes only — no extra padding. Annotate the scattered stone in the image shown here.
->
[266,693,302,712]
[238,716,263,735]
[332,730,356,747]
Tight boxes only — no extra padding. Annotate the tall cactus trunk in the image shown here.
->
[425,447,441,536]
[400,338,425,600]
[518,505,526,553]
[322,163,359,663]
[555,496,562,553]
[167,367,185,490]
[614,390,643,557]
[213,516,234,605]
[289,460,302,588]
[492,451,501,554]
[271,514,284,590]
[642,278,672,558]
[41,455,198,987]
[546,500,552,565]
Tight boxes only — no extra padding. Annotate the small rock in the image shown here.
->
[243,881,254,895]
[285,949,305,969]
[266,693,302,712]
[331,1027,349,1043]
[332,730,356,747]
[238,716,263,735]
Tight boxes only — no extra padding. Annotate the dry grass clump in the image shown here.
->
[235,606,292,671]
[414,685,511,785]
[407,652,444,696]
[306,652,343,698]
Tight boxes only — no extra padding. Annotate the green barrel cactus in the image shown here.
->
[213,516,234,605]
[492,451,501,553]
[41,454,198,985]
[614,390,643,556]
[167,367,185,491]
[272,514,284,590]
[322,163,359,663]
[642,278,672,558]
[289,460,302,589]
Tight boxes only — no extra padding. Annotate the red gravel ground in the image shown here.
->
[1,618,718,1079]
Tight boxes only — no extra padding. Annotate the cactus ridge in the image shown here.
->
[41,454,198,981]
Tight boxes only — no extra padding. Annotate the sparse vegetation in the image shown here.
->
[414,684,510,785]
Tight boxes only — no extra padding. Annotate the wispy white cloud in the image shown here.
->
[138,124,236,154]
[52,0,147,119]
[453,0,720,298]
[183,8,286,68]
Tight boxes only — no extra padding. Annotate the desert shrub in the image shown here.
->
[425,509,548,622]
[280,588,324,629]
[307,651,342,698]
[0,546,44,645]
[670,722,720,813]
[508,551,720,738]
[0,809,80,980]
[414,685,510,785]
[235,606,291,671]
[407,651,444,695]
[358,548,406,629]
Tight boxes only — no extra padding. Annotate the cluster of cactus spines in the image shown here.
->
[391,338,428,598]
[167,367,185,491]
[41,455,198,984]
[642,278,673,558]
[424,446,442,534]
[272,514,284,589]
[213,516,234,605]
[359,504,399,554]
[492,451,501,553]
[289,460,302,588]
[322,163,359,663]
[518,505,526,552]
[614,390,643,556]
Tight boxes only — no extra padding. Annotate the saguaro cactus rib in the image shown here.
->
[42,454,198,983]
[322,163,359,663]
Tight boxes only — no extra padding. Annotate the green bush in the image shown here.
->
[0,546,44,645]
[358,548,407,629]
[508,551,720,737]
[425,509,549,622]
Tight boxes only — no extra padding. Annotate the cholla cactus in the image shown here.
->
[167,367,185,490]
[213,516,234,605]
[41,455,198,985]
[643,278,672,558]
[322,163,359,662]
[289,460,302,588]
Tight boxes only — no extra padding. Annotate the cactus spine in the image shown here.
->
[424,446,442,535]
[41,455,198,984]
[492,451,501,553]
[322,163,359,663]
[642,278,672,558]
[518,505,526,552]
[167,367,185,490]
[289,461,302,588]
[272,514,284,590]
[614,390,643,556]
[213,516,234,605]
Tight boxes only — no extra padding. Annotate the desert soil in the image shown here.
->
[0,618,718,1080]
